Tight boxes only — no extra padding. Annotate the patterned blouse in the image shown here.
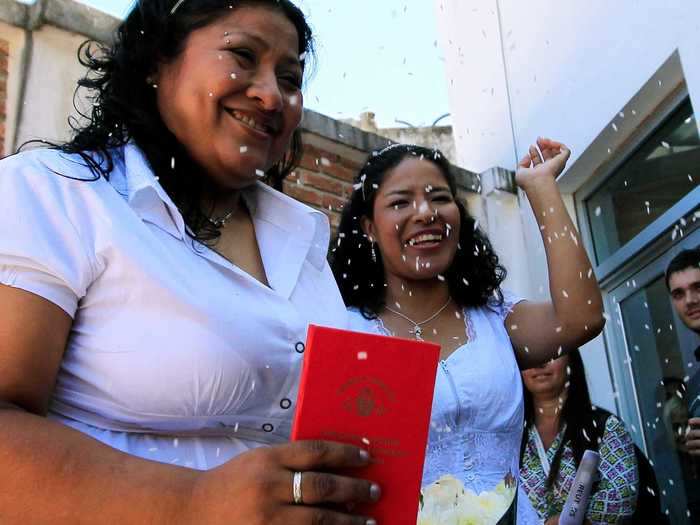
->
[520,415,638,524]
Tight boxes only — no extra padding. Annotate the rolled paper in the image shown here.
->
[558,449,600,525]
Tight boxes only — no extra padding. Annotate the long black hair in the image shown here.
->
[28,0,314,243]
[520,348,605,488]
[329,144,507,318]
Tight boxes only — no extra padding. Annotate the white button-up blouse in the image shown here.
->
[0,144,349,470]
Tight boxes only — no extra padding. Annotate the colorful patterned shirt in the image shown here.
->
[520,415,638,524]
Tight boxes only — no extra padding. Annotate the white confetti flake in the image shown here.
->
[357,351,368,360]
[594,206,602,217]
[230,73,237,79]
[661,141,670,149]
[255,169,265,177]
[511,324,518,330]
[562,289,569,298]
[320,157,331,167]
[173,438,179,448]
[240,145,248,153]
[361,437,370,446]
[170,157,175,169]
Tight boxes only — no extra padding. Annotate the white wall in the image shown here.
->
[434,0,515,174]
[436,0,700,176]
[15,25,92,149]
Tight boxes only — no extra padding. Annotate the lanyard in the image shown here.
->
[532,424,567,479]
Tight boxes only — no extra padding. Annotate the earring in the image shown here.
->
[369,237,377,263]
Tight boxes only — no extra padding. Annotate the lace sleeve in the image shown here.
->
[488,289,526,321]
[586,416,638,524]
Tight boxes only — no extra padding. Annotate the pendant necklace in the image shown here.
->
[208,208,236,228]
[384,297,452,340]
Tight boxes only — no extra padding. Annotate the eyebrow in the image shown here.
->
[670,280,700,293]
[221,29,302,68]
[384,185,451,197]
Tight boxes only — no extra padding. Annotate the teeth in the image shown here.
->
[406,233,443,246]
[231,110,270,134]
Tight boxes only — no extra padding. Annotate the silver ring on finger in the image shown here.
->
[292,471,304,504]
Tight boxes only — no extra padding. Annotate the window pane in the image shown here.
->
[619,276,700,524]
[586,99,700,263]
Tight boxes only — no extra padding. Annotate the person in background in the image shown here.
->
[665,247,700,430]
[520,349,639,525]
[665,247,700,522]
[330,140,605,524]
[0,1,380,523]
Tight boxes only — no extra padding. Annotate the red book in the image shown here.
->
[291,324,440,525]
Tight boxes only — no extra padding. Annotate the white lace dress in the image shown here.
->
[347,293,541,525]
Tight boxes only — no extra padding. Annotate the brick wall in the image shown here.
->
[0,38,8,154]
[284,140,363,231]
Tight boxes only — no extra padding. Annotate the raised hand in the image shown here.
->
[516,137,571,190]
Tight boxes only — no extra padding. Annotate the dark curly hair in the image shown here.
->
[329,144,507,318]
[29,0,314,244]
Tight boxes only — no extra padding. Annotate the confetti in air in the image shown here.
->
[255,169,265,177]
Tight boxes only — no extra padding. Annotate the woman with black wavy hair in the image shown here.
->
[330,140,605,524]
[0,1,380,523]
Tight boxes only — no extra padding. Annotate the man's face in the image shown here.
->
[669,267,700,334]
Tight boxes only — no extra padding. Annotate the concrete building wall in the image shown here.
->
[378,125,457,166]
[0,21,27,156]
[15,24,95,148]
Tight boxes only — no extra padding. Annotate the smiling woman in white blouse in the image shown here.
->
[330,142,607,524]
[0,1,380,524]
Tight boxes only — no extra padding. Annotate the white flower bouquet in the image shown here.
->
[417,474,517,525]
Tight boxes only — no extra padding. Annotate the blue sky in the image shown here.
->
[64,0,452,129]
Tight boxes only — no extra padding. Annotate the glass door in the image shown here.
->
[608,228,700,524]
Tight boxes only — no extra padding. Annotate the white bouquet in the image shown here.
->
[417,474,516,525]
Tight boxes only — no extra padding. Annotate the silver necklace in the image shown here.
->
[208,208,236,228]
[383,297,452,340]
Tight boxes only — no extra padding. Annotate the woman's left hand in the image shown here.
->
[516,137,571,190]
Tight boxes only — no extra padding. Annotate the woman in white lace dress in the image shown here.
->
[329,141,605,524]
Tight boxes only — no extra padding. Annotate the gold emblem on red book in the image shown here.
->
[338,376,396,417]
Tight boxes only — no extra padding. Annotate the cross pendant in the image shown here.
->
[411,325,423,340]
